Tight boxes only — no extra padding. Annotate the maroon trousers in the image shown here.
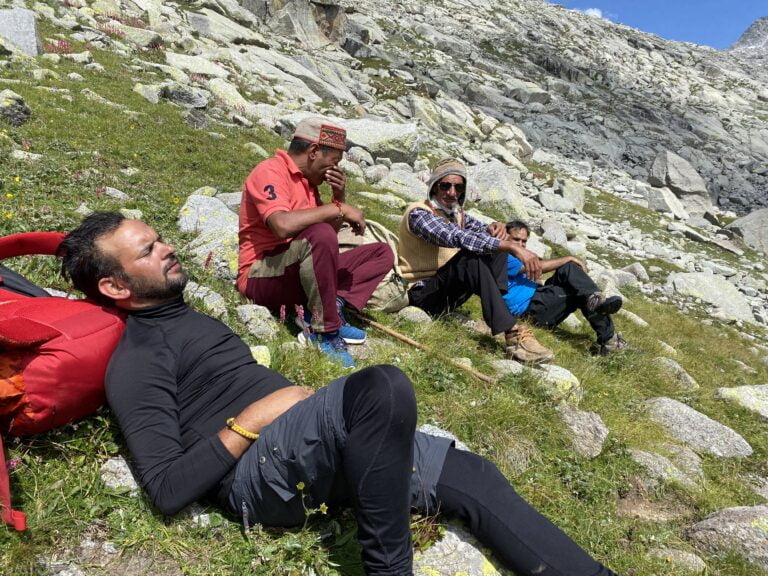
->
[244,223,393,333]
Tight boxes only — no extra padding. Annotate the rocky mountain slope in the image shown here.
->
[4,0,767,214]
[341,0,768,212]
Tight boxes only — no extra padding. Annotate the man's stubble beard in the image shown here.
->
[127,264,189,301]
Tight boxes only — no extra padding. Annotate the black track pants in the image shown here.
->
[408,249,516,335]
[435,448,619,576]
[526,262,615,344]
[342,365,417,575]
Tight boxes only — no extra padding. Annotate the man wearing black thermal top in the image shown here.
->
[59,212,619,576]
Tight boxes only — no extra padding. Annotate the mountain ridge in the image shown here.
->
[1,0,768,213]
[342,0,768,212]
[730,15,768,59]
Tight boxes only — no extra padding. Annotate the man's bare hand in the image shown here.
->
[538,254,588,275]
[342,203,366,235]
[500,240,542,282]
[256,386,315,425]
[325,166,346,201]
[487,221,509,240]
[516,248,542,282]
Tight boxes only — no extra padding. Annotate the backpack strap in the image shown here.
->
[365,219,404,276]
[0,232,66,260]
[0,232,65,299]
[0,435,27,531]
[0,265,50,298]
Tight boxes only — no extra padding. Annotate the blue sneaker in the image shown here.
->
[316,332,356,368]
[296,301,366,345]
[336,298,366,345]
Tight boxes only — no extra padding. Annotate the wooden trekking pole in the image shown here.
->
[352,314,498,387]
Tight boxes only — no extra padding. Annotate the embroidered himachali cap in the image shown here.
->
[292,117,347,150]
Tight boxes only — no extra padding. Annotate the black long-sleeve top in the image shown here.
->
[105,297,291,515]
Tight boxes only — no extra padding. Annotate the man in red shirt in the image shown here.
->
[238,118,393,367]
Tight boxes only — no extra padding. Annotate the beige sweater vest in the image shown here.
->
[398,200,465,284]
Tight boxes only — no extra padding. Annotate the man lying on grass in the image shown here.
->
[58,211,619,576]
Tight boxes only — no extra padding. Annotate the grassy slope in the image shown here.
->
[1,19,767,576]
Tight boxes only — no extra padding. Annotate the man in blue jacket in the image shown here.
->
[503,220,626,355]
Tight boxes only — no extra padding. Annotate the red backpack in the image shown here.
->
[0,232,126,531]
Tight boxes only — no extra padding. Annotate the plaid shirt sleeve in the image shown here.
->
[408,208,501,254]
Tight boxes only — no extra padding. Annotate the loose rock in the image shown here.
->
[716,384,768,420]
[645,397,753,458]
[556,404,608,458]
[687,505,768,570]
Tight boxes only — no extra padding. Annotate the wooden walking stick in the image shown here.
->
[352,313,498,386]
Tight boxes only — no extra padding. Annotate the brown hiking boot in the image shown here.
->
[586,292,623,316]
[505,324,555,364]
[599,332,628,356]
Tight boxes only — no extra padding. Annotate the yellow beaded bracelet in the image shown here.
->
[226,417,259,441]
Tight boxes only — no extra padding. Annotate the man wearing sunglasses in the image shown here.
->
[398,158,554,363]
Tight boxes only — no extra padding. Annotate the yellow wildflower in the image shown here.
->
[14,176,20,183]
[319,503,328,514]
[172,196,180,204]
[4,212,13,219]
[5,193,13,199]
[296,481,305,491]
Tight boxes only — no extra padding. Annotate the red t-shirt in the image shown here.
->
[237,150,322,294]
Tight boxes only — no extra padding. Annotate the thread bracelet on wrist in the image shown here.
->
[226,417,259,441]
[332,199,344,221]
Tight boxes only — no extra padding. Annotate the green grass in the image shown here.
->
[2,13,768,576]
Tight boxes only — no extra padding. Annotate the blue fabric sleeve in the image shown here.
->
[503,255,537,316]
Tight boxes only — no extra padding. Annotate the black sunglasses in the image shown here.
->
[437,181,466,193]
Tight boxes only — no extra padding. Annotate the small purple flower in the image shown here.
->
[279,304,286,324]
[6,458,20,471]
[295,304,310,335]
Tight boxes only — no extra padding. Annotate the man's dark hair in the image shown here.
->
[287,138,342,155]
[58,212,127,304]
[505,220,530,234]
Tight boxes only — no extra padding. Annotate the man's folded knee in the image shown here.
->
[298,222,339,245]
[375,243,395,261]
[357,364,414,397]
[344,364,416,418]
[559,261,581,274]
